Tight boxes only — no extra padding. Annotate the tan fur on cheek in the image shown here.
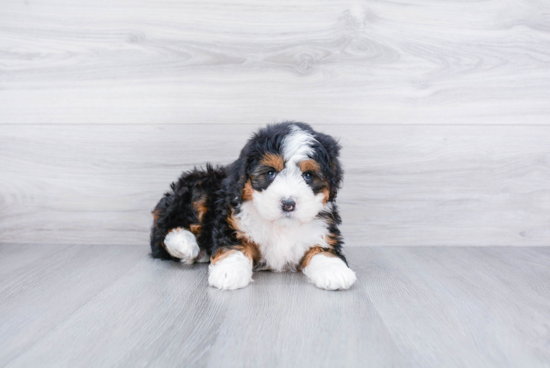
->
[321,187,330,204]
[242,180,254,201]
[261,153,285,172]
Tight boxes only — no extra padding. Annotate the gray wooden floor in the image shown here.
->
[1,244,549,368]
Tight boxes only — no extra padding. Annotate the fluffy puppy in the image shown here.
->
[150,122,356,291]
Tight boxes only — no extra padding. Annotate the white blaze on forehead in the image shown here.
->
[282,125,317,164]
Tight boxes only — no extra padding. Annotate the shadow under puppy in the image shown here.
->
[150,122,356,290]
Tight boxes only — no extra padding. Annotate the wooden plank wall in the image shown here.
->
[1,0,549,246]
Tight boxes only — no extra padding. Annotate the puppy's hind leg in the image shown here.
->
[164,228,200,264]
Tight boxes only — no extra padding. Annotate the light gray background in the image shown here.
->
[1,0,550,246]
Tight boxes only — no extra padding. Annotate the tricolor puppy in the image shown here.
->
[150,122,356,291]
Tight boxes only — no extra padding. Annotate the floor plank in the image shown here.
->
[0,244,144,366]
[1,124,549,246]
[361,247,550,367]
[1,245,549,367]
[0,244,73,282]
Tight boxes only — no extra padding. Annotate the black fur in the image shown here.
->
[150,121,346,265]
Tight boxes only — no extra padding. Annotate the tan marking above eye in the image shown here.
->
[298,159,320,174]
[260,153,285,172]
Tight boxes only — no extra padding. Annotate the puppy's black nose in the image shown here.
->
[281,199,296,212]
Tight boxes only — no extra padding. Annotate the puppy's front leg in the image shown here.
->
[208,247,254,290]
[301,247,357,290]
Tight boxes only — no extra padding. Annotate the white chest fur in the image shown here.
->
[235,201,329,272]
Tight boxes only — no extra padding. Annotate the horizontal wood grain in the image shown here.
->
[1,245,549,367]
[1,0,549,125]
[1,123,549,246]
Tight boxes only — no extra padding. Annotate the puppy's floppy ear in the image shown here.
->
[226,139,254,206]
[314,133,343,201]
[227,158,247,203]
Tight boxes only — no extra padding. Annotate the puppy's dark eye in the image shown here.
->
[302,172,313,183]
[266,170,277,179]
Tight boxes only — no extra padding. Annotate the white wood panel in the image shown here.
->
[1,0,549,125]
[1,123,549,246]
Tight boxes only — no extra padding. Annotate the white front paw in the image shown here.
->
[164,228,200,263]
[303,254,357,290]
[208,251,253,290]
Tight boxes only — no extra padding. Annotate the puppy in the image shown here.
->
[150,122,356,291]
